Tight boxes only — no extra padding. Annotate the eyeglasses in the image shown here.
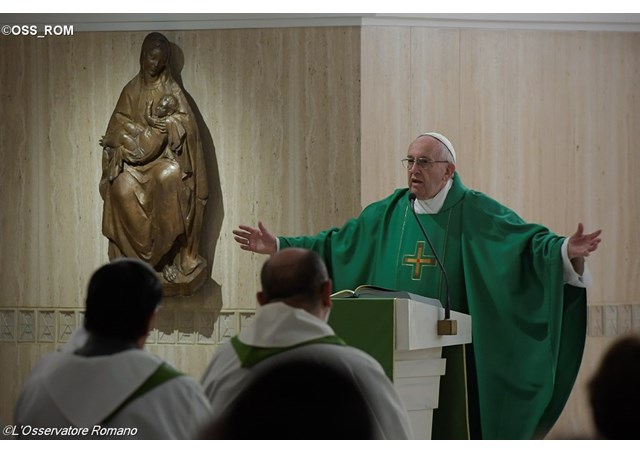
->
[401,158,450,170]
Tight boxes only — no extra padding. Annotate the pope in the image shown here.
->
[233,132,602,439]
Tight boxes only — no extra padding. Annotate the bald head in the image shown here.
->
[259,248,331,315]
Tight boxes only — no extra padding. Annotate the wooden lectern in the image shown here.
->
[329,296,472,440]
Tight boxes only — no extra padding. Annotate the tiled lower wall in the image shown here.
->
[586,304,640,337]
[2,305,638,345]
[0,308,256,346]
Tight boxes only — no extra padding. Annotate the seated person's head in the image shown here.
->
[201,357,375,439]
[83,258,162,344]
[258,248,332,319]
[588,334,640,439]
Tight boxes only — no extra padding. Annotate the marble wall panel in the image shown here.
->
[360,26,412,208]
[1,23,638,438]
[360,26,640,439]
[361,26,640,308]
[0,26,361,425]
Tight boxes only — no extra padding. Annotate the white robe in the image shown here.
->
[200,302,413,439]
[14,347,212,439]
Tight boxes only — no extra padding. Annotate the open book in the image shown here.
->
[331,285,442,308]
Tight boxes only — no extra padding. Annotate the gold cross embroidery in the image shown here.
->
[402,242,436,280]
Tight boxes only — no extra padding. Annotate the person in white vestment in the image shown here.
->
[201,355,378,439]
[13,258,212,439]
[200,248,413,440]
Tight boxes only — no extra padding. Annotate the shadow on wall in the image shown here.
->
[146,40,228,344]
[170,40,225,292]
[152,278,225,345]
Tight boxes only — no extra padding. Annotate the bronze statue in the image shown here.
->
[99,32,208,296]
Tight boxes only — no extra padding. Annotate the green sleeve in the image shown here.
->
[460,190,586,439]
[279,189,408,291]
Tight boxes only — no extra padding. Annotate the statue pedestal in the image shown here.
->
[160,260,208,297]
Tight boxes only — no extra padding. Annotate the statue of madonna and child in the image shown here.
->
[99,32,209,296]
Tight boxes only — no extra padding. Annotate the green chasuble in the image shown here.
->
[279,173,587,440]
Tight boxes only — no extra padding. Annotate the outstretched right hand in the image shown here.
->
[233,221,277,255]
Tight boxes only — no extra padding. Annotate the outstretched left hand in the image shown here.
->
[568,223,602,259]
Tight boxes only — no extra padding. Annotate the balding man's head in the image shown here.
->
[258,248,332,318]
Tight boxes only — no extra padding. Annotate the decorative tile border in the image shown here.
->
[156,309,177,344]
[177,310,196,345]
[38,310,56,343]
[196,311,218,345]
[3,305,638,345]
[240,311,256,330]
[18,310,36,342]
[0,310,16,342]
[587,304,640,337]
[217,312,238,344]
[0,308,257,345]
[587,306,603,337]
[58,311,77,343]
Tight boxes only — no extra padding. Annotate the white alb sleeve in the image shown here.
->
[561,238,592,288]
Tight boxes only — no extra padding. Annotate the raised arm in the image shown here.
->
[233,221,277,255]
[567,222,602,275]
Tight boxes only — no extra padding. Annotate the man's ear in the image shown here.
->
[445,162,456,180]
[257,291,267,306]
[321,280,333,309]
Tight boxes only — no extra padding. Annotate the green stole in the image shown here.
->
[281,183,472,438]
[101,362,183,425]
[385,190,474,439]
[231,335,347,368]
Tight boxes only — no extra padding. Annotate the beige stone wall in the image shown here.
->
[361,26,640,438]
[0,27,362,424]
[1,23,638,438]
